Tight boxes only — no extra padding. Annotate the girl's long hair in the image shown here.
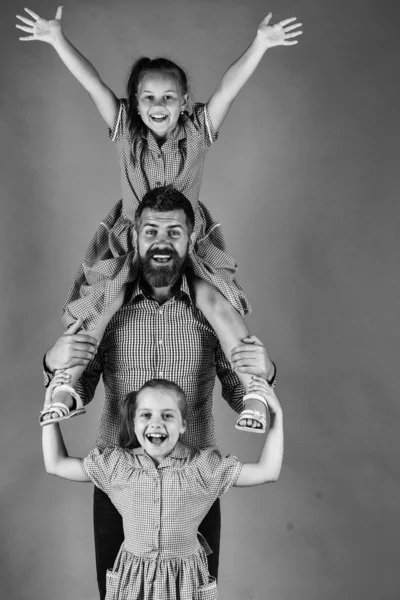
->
[126,57,190,165]
[119,379,188,450]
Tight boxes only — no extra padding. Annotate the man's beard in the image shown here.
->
[141,245,188,288]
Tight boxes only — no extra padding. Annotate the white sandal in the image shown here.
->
[235,393,270,434]
[39,385,86,427]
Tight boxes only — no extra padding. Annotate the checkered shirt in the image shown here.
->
[81,442,242,599]
[61,101,250,330]
[75,274,245,451]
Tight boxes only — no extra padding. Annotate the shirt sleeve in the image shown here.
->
[80,446,126,494]
[188,103,219,148]
[108,99,128,143]
[197,448,243,496]
[75,344,105,407]
[214,343,245,415]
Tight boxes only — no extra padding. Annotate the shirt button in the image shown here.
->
[159,339,163,345]
[159,372,164,377]
[154,497,159,503]
[159,309,163,315]
[155,181,162,186]
[157,153,162,159]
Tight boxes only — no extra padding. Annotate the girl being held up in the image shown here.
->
[42,373,284,600]
[17,6,302,432]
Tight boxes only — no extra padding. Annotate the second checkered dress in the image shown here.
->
[62,101,251,330]
[81,442,242,600]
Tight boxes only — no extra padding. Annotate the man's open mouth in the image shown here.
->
[146,433,168,445]
[151,254,172,264]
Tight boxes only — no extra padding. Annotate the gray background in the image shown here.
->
[1,0,399,598]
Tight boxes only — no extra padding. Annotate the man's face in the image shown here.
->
[137,208,194,288]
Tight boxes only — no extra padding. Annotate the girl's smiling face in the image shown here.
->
[134,387,186,465]
[137,71,188,141]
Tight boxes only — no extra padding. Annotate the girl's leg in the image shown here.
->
[193,277,270,433]
[42,286,126,422]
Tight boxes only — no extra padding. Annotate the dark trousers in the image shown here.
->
[93,486,221,600]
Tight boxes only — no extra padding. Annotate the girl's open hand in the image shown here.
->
[16,6,64,45]
[256,13,302,48]
[248,375,282,421]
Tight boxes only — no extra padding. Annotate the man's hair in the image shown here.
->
[135,185,195,233]
[118,378,188,450]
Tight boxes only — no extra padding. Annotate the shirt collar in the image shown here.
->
[129,272,194,306]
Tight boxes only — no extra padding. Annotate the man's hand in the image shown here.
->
[45,319,98,373]
[231,335,275,382]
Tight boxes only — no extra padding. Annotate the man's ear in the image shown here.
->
[180,420,187,434]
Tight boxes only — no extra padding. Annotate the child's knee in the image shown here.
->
[193,278,224,310]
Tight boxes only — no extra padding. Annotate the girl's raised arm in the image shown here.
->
[16,6,117,128]
[207,12,302,133]
[42,373,90,482]
[234,376,284,487]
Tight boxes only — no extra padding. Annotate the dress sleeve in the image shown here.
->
[108,99,129,143]
[189,103,219,148]
[80,447,126,494]
[197,448,243,497]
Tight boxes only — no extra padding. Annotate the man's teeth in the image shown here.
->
[150,114,167,121]
[153,254,171,263]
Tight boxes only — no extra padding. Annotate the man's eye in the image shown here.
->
[164,414,174,419]
[145,95,154,101]
[140,413,151,418]
[169,231,180,237]
[145,230,156,235]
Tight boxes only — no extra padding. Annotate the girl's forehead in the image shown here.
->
[137,388,181,410]
[138,71,179,92]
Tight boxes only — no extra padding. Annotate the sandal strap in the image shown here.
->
[52,384,83,410]
[243,393,269,409]
[238,409,266,427]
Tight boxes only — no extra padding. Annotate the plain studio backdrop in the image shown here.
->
[1,0,399,598]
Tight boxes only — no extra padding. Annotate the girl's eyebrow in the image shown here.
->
[140,89,177,94]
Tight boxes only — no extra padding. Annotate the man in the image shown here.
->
[43,186,276,599]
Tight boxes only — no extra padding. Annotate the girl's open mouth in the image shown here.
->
[146,433,167,445]
[150,114,168,123]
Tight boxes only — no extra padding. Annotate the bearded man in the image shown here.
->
[43,186,276,600]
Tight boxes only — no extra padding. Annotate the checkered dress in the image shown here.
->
[81,442,242,600]
[61,101,251,330]
[74,275,245,451]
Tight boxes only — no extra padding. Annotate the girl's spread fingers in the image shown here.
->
[24,8,40,20]
[280,17,297,27]
[16,15,35,25]
[286,31,303,38]
[16,25,33,32]
[284,23,302,32]
[284,41,299,45]
[19,36,35,41]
